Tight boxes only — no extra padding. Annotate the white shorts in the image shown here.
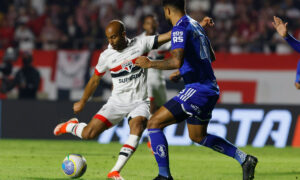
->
[93,99,150,128]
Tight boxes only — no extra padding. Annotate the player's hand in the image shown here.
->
[169,71,181,83]
[272,16,288,38]
[200,16,214,28]
[135,56,151,68]
[73,100,86,114]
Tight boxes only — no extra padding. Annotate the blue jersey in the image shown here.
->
[285,34,300,53]
[171,15,219,95]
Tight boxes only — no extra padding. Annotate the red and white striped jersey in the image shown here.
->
[95,36,155,104]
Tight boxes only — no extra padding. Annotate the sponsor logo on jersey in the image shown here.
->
[118,69,143,83]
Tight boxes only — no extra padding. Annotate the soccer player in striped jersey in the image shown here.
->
[273,16,300,89]
[136,0,258,180]
[54,20,171,180]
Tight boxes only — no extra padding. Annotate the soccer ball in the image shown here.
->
[62,154,87,178]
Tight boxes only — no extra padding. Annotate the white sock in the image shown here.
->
[110,134,140,172]
[66,122,87,139]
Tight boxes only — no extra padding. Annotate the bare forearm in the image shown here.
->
[150,57,181,70]
[81,77,100,102]
[157,31,171,47]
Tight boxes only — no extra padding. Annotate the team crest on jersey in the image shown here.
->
[121,60,134,72]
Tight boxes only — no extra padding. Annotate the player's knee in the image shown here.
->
[189,133,207,143]
[147,117,163,129]
[130,119,147,135]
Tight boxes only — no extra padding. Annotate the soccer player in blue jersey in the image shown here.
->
[136,0,258,180]
[273,16,300,89]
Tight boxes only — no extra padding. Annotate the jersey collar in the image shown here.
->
[175,15,188,26]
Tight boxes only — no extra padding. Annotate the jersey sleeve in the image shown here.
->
[171,26,187,50]
[94,53,107,76]
[158,41,171,51]
[140,35,156,53]
[285,34,300,53]
[296,60,300,83]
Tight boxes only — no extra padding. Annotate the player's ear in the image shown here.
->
[163,7,170,17]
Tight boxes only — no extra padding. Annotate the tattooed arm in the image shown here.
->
[135,48,184,70]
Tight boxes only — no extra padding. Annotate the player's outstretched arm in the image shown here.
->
[136,48,184,70]
[73,73,102,114]
[157,31,172,47]
[273,16,300,53]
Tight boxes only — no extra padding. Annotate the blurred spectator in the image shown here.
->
[17,7,30,24]
[39,18,61,50]
[0,19,14,48]
[14,23,35,52]
[0,0,298,53]
[6,5,18,27]
[212,0,235,20]
[272,33,293,54]
[30,0,46,15]
[26,7,47,37]
[10,53,40,99]
[188,0,210,13]
[75,0,90,35]
[0,47,18,99]
[61,15,83,49]
[284,0,300,19]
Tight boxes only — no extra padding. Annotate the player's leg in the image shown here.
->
[187,123,248,163]
[53,115,110,139]
[187,110,257,180]
[147,81,168,150]
[108,102,149,179]
[54,102,120,139]
[148,99,187,180]
[109,116,147,175]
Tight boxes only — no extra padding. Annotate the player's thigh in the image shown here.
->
[83,117,108,138]
[147,106,178,129]
[94,102,128,128]
[187,123,208,143]
[148,97,191,129]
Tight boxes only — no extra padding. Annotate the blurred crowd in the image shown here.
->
[0,0,300,54]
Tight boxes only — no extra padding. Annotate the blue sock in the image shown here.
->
[199,133,247,165]
[148,128,171,178]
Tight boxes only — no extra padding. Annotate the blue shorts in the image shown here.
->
[164,87,219,125]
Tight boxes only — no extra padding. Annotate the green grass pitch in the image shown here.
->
[0,139,299,180]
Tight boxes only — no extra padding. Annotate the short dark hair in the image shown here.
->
[162,0,185,11]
